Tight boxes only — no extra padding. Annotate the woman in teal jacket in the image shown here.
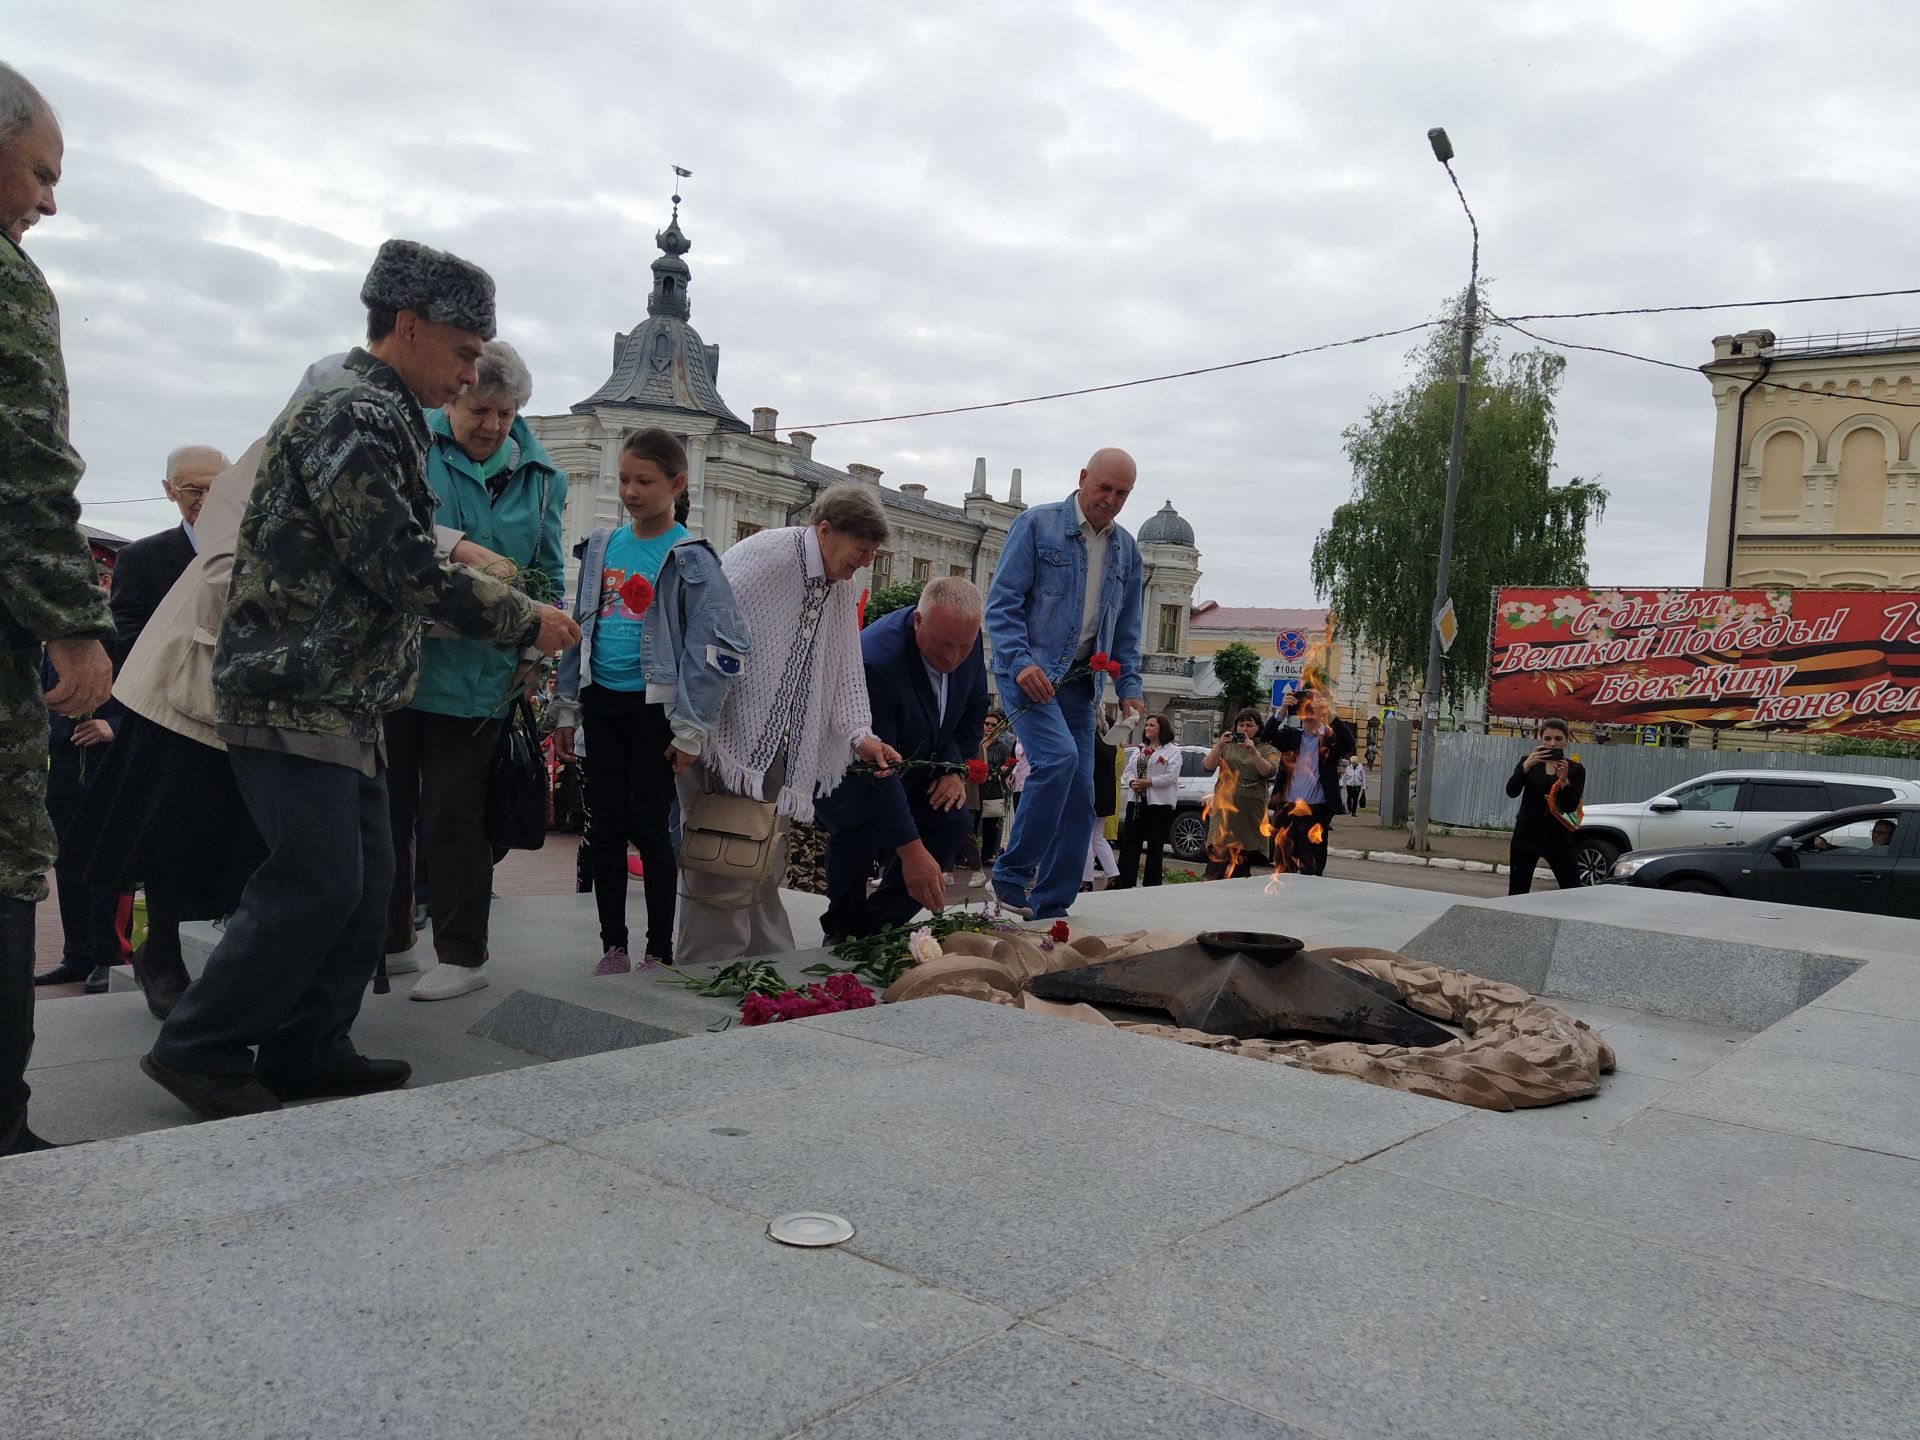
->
[385,340,566,1002]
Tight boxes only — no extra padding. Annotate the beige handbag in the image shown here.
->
[678,788,781,886]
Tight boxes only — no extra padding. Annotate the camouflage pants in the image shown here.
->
[0,650,52,903]
[783,820,829,896]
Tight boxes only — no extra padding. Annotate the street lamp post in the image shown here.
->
[1409,127,1479,853]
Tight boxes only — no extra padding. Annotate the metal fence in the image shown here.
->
[1426,731,1920,829]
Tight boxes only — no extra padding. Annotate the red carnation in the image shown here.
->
[966,758,989,784]
[618,574,655,617]
[1089,651,1111,673]
[1049,919,1071,943]
[857,588,870,629]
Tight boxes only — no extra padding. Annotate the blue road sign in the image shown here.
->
[1276,629,1308,660]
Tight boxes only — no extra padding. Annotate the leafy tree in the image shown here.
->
[863,580,923,624]
[1311,289,1608,707]
[1211,641,1264,716]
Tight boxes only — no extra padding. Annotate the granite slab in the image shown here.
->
[941,1018,1460,1162]
[796,1325,1313,1439]
[8,1146,1005,1440]
[1035,1164,1920,1440]
[1744,1005,1920,1077]
[1364,1106,1920,1306]
[1656,1049,1920,1160]
[578,1059,1338,1313]
[425,1021,920,1143]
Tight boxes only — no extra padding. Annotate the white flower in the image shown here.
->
[1551,594,1586,622]
[1499,600,1523,617]
[907,928,943,968]
[1518,602,1549,625]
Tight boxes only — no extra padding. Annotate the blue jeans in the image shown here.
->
[992,671,1095,918]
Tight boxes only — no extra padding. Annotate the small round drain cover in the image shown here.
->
[768,1212,854,1247]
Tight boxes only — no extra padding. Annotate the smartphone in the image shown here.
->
[1544,746,1565,762]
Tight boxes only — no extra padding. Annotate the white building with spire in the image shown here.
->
[525,201,1199,712]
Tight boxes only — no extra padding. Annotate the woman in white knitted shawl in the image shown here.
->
[676,483,902,967]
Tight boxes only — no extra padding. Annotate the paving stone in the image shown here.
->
[0,1087,542,1269]
[1745,1006,1920,1077]
[6,1146,1003,1440]
[1547,918,1804,1030]
[1400,904,1557,992]
[1597,1013,1753,1082]
[1485,1069,1677,1137]
[796,994,1070,1056]
[426,1022,919,1142]
[1035,1165,1920,1440]
[1657,1049,1920,1159]
[1809,957,1920,1022]
[1366,1107,1920,1306]
[945,1020,1460,1162]
[797,1325,1313,1439]
[579,1061,1337,1313]
[1799,953,1862,1006]
[465,989,680,1060]
[1540,998,1647,1031]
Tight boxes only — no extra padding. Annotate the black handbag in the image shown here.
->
[486,696,548,852]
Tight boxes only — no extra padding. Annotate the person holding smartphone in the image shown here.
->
[1505,716,1585,894]
[1202,708,1279,879]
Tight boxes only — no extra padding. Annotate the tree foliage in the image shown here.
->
[1311,290,1608,708]
[863,580,923,624]
[1211,641,1265,716]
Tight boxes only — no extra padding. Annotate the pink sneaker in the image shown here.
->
[592,946,631,977]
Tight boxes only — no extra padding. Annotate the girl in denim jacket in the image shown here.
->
[552,429,748,974]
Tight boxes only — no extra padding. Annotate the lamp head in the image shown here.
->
[1427,127,1454,164]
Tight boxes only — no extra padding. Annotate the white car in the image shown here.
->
[1571,769,1920,886]
[1116,744,1218,862]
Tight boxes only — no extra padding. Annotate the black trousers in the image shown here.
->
[46,741,121,970]
[581,686,677,959]
[1509,827,1581,894]
[383,708,504,968]
[822,788,972,939]
[1281,801,1336,876]
[155,746,391,1081]
[0,897,34,1149]
[1343,784,1364,816]
[1114,803,1174,887]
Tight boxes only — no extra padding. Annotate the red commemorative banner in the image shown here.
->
[1487,587,1920,740]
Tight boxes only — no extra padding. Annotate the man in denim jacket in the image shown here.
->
[983,448,1145,918]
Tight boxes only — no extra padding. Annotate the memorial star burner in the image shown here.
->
[1024,930,1455,1047]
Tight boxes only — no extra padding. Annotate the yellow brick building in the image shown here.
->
[1702,329,1920,588]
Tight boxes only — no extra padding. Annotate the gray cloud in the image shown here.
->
[12,0,1920,600]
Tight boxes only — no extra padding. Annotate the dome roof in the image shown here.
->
[1137,499,1194,547]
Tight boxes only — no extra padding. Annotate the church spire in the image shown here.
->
[648,164,694,320]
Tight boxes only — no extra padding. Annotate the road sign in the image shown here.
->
[1272,677,1302,706]
[1640,725,1661,747]
[1276,629,1307,660]
[1435,599,1459,654]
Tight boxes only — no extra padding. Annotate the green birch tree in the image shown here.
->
[1311,290,1608,708]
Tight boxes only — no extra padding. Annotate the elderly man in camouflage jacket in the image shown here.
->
[143,240,580,1121]
[0,65,115,1155]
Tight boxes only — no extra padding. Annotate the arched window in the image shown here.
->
[1833,426,1889,532]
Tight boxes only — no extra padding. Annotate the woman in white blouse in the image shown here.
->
[1112,714,1183,888]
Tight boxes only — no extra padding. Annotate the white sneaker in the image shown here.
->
[966,870,987,890]
[383,951,422,976]
[409,963,490,1002]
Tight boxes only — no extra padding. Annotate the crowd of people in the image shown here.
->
[0,58,1374,1155]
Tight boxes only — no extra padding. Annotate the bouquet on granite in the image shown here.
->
[738,973,877,1027]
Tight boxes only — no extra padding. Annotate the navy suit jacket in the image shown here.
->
[819,603,989,850]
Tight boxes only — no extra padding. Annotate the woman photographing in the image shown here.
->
[1113,713,1180,888]
[1505,716,1586,893]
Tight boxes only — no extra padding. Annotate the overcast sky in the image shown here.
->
[14,1,1920,606]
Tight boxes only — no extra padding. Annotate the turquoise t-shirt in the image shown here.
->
[592,522,689,692]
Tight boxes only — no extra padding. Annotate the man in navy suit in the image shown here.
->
[818,576,989,940]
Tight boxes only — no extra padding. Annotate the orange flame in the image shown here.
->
[1308,823,1324,845]
[1287,799,1312,818]
[1206,758,1244,876]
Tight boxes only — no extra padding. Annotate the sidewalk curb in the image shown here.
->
[1330,846,1548,877]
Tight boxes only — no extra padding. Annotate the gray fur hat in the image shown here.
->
[360,239,496,338]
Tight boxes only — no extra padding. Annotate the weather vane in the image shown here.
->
[671,164,692,220]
